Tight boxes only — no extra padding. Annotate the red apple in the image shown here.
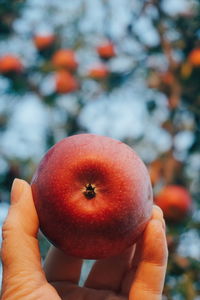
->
[55,70,78,94]
[97,42,116,59]
[52,49,78,71]
[31,134,153,259]
[155,185,192,221]
[0,55,23,73]
[188,48,200,67]
[34,34,55,50]
[88,64,109,80]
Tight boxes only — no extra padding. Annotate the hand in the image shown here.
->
[0,179,168,300]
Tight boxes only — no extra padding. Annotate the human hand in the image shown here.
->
[0,179,168,300]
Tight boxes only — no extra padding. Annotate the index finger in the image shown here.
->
[43,246,83,285]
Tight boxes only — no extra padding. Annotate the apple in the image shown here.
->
[97,42,116,59]
[55,70,78,94]
[88,64,109,80]
[52,49,78,71]
[0,55,23,74]
[160,71,174,86]
[188,48,200,67]
[34,34,55,51]
[155,185,192,222]
[31,134,153,259]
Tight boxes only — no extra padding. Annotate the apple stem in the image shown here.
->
[83,183,96,199]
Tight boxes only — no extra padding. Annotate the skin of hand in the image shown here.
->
[0,179,168,300]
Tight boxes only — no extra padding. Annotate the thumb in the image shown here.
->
[129,207,168,300]
[1,179,46,297]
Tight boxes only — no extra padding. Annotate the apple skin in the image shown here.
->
[155,185,192,222]
[31,134,153,259]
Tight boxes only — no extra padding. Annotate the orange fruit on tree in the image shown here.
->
[188,48,200,66]
[0,55,23,73]
[155,185,192,222]
[52,49,78,71]
[160,71,174,86]
[88,64,109,80]
[55,70,78,94]
[97,42,116,59]
[34,34,55,50]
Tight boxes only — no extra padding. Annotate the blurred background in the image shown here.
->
[0,0,200,298]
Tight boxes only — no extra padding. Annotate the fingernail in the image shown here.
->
[11,178,25,204]
[162,219,166,232]
[153,204,164,217]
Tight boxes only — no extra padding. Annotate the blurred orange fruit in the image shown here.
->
[160,71,174,85]
[97,42,116,59]
[52,49,78,71]
[34,34,55,50]
[55,70,78,94]
[155,185,192,221]
[0,55,23,73]
[188,48,200,66]
[88,64,109,79]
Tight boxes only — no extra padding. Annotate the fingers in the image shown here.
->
[84,244,135,292]
[123,205,168,300]
[1,179,46,296]
[44,246,83,284]
[84,206,164,292]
